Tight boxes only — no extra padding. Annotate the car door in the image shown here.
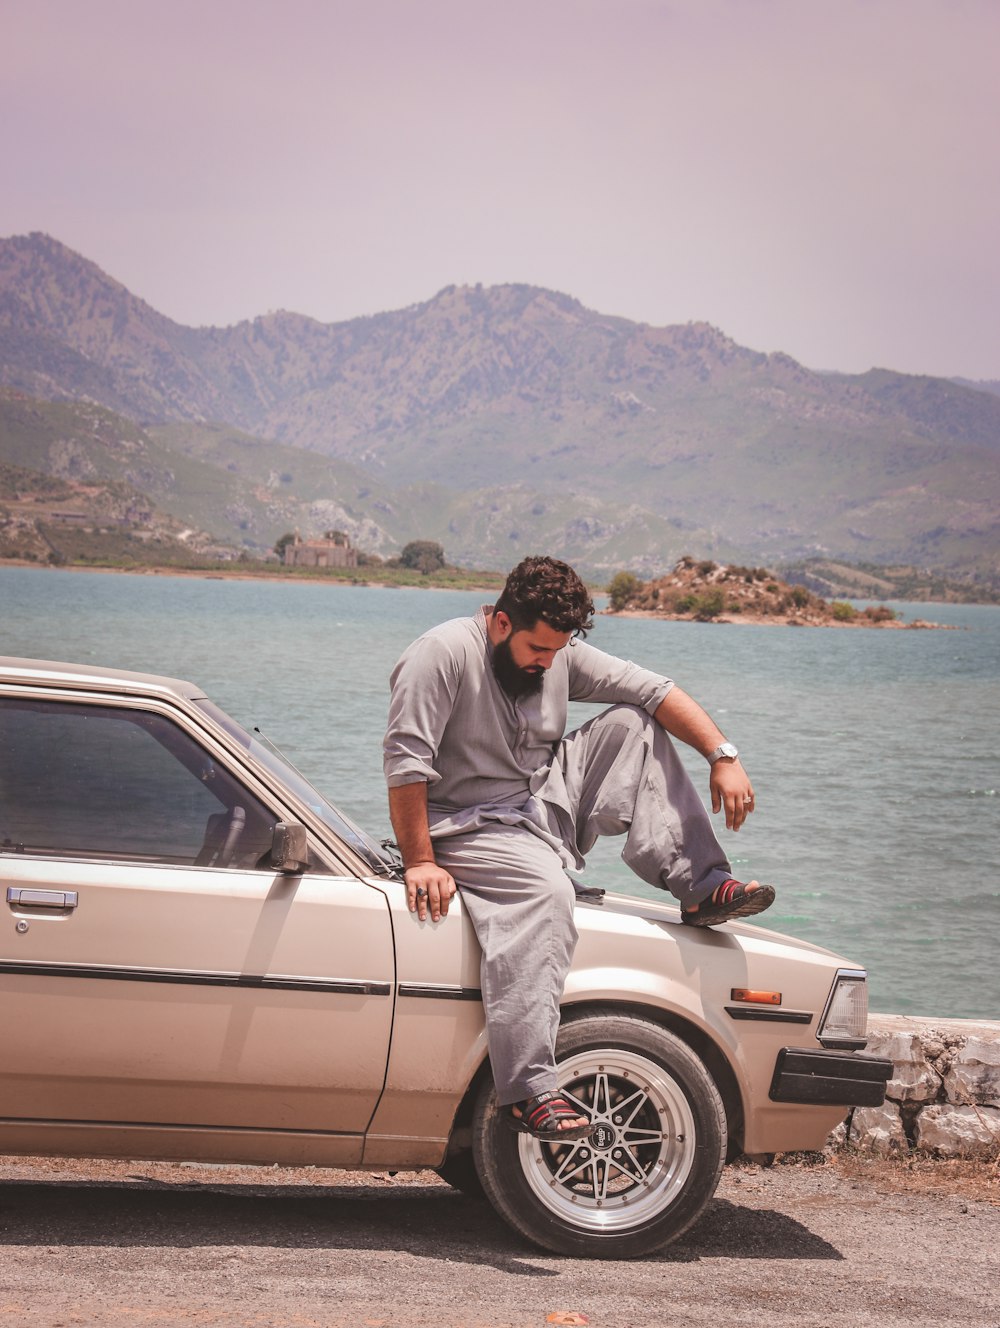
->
[0,690,395,1151]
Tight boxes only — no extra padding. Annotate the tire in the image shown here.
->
[434,1149,485,1199]
[471,1013,727,1258]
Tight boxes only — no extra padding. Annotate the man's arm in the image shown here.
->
[387,781,457,922]
[653,686,756,831]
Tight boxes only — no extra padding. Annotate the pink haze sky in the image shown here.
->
[3,0,998,379]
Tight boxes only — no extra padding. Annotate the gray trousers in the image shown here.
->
[432,705,733,1105]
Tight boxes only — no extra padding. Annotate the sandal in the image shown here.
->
[507,1091,593,1141]
[681,879,775,927]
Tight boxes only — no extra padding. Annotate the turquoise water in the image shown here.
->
[2,565,998,1019]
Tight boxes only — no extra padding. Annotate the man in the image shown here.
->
[383,556,773,1141]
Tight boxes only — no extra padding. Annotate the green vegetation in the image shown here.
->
[683,589,725,620]
[607,570,642,610]
[780,556,1000,604]
[397,540,447,574]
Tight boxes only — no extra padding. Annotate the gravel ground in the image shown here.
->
[0,1154,997,1328]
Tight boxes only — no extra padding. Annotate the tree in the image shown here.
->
[274,531,297,559]
[608,570,642,611]
[399,540,446,574]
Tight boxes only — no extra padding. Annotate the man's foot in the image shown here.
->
[681,879,775,927]
[507,1091,593,1141]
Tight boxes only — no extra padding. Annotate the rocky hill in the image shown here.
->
[607,558,936,628]
[1,232,998,582]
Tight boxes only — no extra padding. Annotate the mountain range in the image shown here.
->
[1,231,998,582]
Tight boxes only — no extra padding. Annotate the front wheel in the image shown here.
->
[472,1013,727,1258]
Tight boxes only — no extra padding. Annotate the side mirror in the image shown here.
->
[271,821,309,874]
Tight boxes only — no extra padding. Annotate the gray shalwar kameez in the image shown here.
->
[383,607,734,1105]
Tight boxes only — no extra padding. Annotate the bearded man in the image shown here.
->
[383,556,773,1140]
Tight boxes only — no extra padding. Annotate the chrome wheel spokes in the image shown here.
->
[518,1048,697,1234]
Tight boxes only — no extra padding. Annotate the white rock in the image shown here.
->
[943,1037,1000,1108]
[864,1030,941,1103]
[849,1102,908,1155]
[914,1104,1000,1157]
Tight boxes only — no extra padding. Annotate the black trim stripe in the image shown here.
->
[0,960,391,996]
[726,1005,813,1024]
[398,982,482,1002]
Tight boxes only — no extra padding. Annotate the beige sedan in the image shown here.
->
[0,656,890,1258]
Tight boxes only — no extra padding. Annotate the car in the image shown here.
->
[0,655,891,1258]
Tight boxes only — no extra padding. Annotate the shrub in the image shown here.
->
[697,560,718,577]
[608,570,643,610]
[863,604,897,622]
[831,601,857,621]
[400,540,446,574]
[691,589,725,620]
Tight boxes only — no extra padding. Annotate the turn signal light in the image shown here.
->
[730,988,782,1005]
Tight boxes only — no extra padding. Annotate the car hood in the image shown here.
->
[584,889,860,969]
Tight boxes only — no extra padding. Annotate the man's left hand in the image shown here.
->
[711,759,755,831]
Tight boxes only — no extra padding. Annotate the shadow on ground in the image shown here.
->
[0,1177,842,1270]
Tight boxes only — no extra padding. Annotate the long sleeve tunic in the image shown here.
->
[384,605,673,841]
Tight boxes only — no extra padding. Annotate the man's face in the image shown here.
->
[491,614,573,698]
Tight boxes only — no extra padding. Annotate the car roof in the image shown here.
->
[0,655,205,703]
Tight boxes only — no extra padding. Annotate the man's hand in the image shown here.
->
[651,687,757,832]
[388,782,457,924]
[404,861,457,923]
[710,759,755,831]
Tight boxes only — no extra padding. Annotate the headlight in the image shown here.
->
[817,970,869,1049]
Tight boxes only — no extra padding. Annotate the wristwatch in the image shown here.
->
[707,742,739,764]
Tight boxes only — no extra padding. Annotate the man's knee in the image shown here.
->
[598,703,655,733]
[579,703,657,751]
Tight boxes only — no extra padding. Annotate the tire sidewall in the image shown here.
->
[472,1013,727,1258]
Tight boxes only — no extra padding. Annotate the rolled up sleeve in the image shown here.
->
[566,639,673,714]
[383,635,460,788]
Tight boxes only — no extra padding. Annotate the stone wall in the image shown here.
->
[830,1014,1000,1157]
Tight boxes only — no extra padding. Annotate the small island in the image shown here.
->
[606,558,942,629]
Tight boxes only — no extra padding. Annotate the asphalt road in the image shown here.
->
[0,1156,997,1328]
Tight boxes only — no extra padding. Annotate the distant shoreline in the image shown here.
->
[0,560,973,623]
[0,558,502,594]
[606,606,951,630]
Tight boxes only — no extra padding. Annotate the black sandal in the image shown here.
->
[507,1091,593,1141]
[681,879,775,927]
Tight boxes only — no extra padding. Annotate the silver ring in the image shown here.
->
[743,797,753,805]
[415,887,427,899]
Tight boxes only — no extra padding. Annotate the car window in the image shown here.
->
[0,698,279,868]
[193,697,398,875]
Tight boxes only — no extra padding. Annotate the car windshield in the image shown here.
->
[192,698,398,875]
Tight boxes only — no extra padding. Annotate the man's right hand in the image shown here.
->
[404,861,457,923]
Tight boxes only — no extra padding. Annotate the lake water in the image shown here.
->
[2,564,998,1020]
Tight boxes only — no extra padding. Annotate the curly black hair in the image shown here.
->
[493,556,595,637]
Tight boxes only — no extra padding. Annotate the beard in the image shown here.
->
[491,637,546,698]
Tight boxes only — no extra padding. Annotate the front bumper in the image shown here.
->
[769,1047,892,1107]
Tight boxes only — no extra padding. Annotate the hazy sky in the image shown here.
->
[3,0,998,378]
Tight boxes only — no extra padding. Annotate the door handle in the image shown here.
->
[6,887,79,909]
